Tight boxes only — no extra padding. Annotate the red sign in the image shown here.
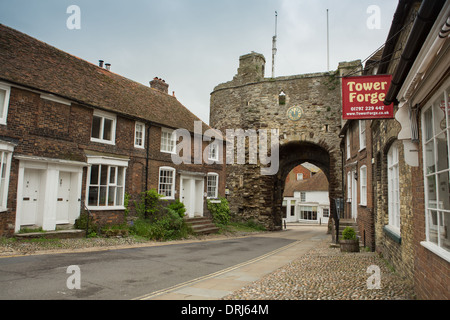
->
[342,75,394,120]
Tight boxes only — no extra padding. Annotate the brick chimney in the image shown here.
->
[150,77,169,94]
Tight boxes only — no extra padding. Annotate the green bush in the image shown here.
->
[130,195,192,241]
[342,226,357,240]
[167,199,186,218]
[130,210,192,241]
[74,212,98,237]
[207,198,230,226]
[135,189,166,219]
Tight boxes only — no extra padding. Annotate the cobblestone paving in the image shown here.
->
[223,239,416,300]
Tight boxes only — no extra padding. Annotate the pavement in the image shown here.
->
[134,224,329,300]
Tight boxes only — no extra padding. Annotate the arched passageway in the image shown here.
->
[269,141,341,231]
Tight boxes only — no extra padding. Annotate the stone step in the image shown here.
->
[15,229,86,240]
[184,217,219,235]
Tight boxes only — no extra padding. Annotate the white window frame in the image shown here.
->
[300,192,306,202]
[134,122,145,149]
[158,166,176,199]
[207,173,219,199]
[86,156,128,210]
[91,110,116,145]
[359,120,366,151]
[347,171,352,202]
[421,80,450,261]
[208,143,219,162]
[0,142,14,211]
[387,142,400,234]
[0,83,11,125]
[359,165,367,206]
[297,173,303,181]
[160,128,176,154]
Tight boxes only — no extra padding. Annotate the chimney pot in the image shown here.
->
[105,63,111,71]
[99,60,104,68]
[150,77,169,94]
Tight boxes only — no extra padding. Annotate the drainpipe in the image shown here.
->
[384,0,446,105]
[145,123,151,219]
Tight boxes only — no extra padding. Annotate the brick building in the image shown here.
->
[0,24,225,236]
[340,116,375,250]
[283,166,330,225]
[345,0,449,299]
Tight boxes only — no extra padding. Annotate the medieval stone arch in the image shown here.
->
[210,52,359,230]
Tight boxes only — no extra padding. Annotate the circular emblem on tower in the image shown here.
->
[287,106,304,121]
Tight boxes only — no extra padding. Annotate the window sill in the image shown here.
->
[420,241,450,263]
[87,206,125,211]
[160,150,176,155]
[383,225,401,244]
[90,138,115,146]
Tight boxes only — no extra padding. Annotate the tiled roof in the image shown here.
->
[0,24,209,133]
[283,170,328,197]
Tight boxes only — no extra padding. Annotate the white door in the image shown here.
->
[351,170,357,220]
[56,172,71,223]
[21,169,41,226]
[194,179,204,217]
[181,176,204,218]
[181,177,193,218]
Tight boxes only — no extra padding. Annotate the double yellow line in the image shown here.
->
[133,239,303,300]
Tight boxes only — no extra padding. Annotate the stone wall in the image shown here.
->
[372,117,415,282]
[210,52,352,229]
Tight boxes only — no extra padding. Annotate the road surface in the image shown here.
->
[0,225,328,300]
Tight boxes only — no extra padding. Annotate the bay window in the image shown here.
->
[86,156,128,210]
[0,142,14,211]
[0,83,11,125]
[422,82,450,257]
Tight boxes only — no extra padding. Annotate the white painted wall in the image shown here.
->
[283,190,330,224]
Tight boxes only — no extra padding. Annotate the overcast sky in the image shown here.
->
[0,0,398,124]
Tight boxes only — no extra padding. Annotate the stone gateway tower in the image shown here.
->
[210,52,359,230]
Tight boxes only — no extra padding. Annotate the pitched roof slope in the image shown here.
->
[283,171,328,197]
[0,24,208,133]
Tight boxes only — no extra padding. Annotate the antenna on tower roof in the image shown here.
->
[272,11,278,78]
[327,9,330,72]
